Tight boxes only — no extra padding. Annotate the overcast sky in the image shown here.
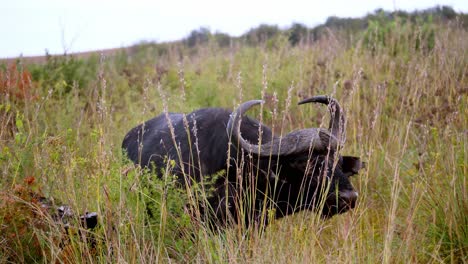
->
[1,0,467,58]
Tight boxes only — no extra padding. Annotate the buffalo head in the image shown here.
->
[227,95,364,218]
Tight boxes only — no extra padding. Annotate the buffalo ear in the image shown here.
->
[341,156,365,177]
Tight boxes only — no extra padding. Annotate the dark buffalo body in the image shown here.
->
[122,96,364,226]
[122,109,272,178]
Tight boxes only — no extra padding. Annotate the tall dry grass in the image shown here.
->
[0,21,466,263]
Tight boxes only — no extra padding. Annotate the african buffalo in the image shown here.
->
[122,95,364,226]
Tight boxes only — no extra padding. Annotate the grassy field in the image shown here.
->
[0,18,467,263]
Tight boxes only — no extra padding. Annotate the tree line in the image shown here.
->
[181,5,466,48]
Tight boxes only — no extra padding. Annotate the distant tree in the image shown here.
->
[213,32,231,48]
[288,23,309,46]
[185,27,211,47]
[244,24,280,45]
[440,6,457,20]
[393,10,409,19]
[324,16,341,27]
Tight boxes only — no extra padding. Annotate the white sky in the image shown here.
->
[1,0,467,58]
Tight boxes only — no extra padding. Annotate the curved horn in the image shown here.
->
[226,100,264,153]
[298,95,346,148]
[227,99,337,157]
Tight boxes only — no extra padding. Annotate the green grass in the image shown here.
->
[0,20,467,263]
